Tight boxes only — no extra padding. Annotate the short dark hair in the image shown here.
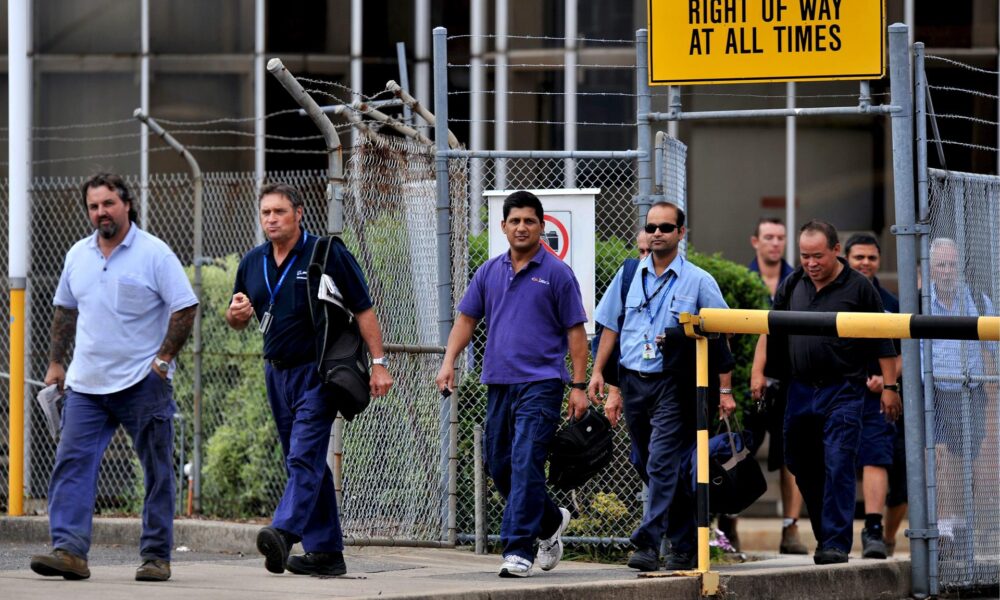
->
[502,190,544,222]
[799,219,839,249]
[754,217,784,237]
[81,172,137,223]
[844,233,880,255]
[649,201,686,228]
[259,182,305,210]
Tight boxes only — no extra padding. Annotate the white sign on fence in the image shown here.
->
[485,189,598,335]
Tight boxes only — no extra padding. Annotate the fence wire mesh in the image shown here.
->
[452,156,645,550]
[927,169,1000,590]
[0,138,459,543]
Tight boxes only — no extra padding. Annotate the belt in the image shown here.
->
[621,367,667,381]
[266,355,314,370]
[792,377,862,389]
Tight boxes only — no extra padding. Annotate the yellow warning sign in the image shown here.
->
[647,0,885,86]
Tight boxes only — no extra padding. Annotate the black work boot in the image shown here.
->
[862,525,888,559]
[30,548,91,580]
[626,546,660,572]
[665,549,696,570]
[814,547,849,565]
[256,526,295,574]
[286,551,347,576]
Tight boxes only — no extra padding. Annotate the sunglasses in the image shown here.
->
[644,222,679,234]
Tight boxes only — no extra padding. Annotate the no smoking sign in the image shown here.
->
[542,212,571,261]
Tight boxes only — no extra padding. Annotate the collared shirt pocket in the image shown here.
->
[669,293,698,319]
[116,276,158,316]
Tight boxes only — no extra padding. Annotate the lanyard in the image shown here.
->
[640,268,677,328]
[262,231,307,307]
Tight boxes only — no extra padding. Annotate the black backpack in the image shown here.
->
[306,236,371,421]
[547,407,614,491]
[590,258,640,387]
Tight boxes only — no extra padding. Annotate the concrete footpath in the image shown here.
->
[0,517,912,600]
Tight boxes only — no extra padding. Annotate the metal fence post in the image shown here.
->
[433,26,456,543]
[134,109,205,513]
[887,24,930,599]
[474,424,486,554]
[635,29,653,226]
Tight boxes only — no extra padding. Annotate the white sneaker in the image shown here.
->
[537,507,571,571]
[498,554,534,578]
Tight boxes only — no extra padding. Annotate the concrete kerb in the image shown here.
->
[1,517,912,600]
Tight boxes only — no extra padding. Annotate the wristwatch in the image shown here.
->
[883,383,899,392]
[154,357,170,374]
[719,387,733,395]
[569,382,587,391]
[372,356,388,368]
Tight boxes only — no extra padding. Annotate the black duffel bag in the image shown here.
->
[548,407,614,491]
[693,416,767,515]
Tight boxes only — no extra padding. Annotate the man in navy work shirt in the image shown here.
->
[589,201,735,572]
[226,182,393,576]
[844,233,903,559]
[436,191,590,578]
[30,173,198,583]
[752,220,898,565]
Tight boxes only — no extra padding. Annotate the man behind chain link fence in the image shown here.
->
[30,173,198,582]
[225,182,393,577]
[436,190,590,578]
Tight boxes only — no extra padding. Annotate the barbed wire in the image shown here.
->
[184,145,328,154]
[927,84,999,101]
[153,108,304,126]
[7,147,174,166]
[28,132,144,143]
[449,62,634,69]
[449,117,633,127]
[686,90,892,99]
[295,76,397,104]
[927,113,998,127]
[447,33,634,45]
[931,139,998,153]
[169,129,327,141]
[448,89,637,97]
[1,118,138,133]
[926,55,999,76]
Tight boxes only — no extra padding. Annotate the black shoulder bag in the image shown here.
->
[306,236,371,421]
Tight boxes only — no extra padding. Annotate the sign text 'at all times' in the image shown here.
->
[687,0,845,56]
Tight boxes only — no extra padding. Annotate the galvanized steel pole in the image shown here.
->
[134,109,205,513]
[635,30,653,226]
[888,23,929,599]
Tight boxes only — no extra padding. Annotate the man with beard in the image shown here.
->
[226,182,393,577]
[752,220,898,565]
[30,173,198,582]
[589,201,735,572]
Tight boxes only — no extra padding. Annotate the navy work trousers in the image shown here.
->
[265,363,343,552]
[785,379,865,553]
[49,371,176,560]
[485,379,564,562]
[620,371,696,554]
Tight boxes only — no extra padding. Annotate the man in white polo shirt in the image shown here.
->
[29,173,198,583]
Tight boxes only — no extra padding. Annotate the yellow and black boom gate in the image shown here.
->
[677,309,999,594]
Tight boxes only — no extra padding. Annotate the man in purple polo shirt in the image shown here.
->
[436,190,590,578]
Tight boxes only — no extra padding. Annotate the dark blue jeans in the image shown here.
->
[265,362,344,552]
[785,379,865,553]
[49,371,176,560]
[485,379,564,562]
[620,371,696,554]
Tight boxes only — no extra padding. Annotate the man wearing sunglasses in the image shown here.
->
[589,201,735,572]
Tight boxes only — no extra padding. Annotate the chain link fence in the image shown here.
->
[451,155,646,550]
[0,135,463,544]
[926,169,1000,591]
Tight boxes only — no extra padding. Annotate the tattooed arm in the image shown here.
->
[45,306,79,390]
[152,305,197,377]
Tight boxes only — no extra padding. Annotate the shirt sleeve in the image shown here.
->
[697,272,730,310]
[555,267,588,330]
[456,264,487,320]
[862,277,896,358]
[155,251,199,313]
[232,254,248,297]
[53,253,77,309]
[594,266,625,332]
[327,243,374,313]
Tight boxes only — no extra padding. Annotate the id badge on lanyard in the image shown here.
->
[260,232,307,336]
[639,270,676,361]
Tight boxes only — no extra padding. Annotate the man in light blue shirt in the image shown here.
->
[30,173,198,583]
[589,201,734,572]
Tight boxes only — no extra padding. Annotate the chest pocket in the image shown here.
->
[293,276,309,314]
[116,276,158,316]
[669,293,698,319]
